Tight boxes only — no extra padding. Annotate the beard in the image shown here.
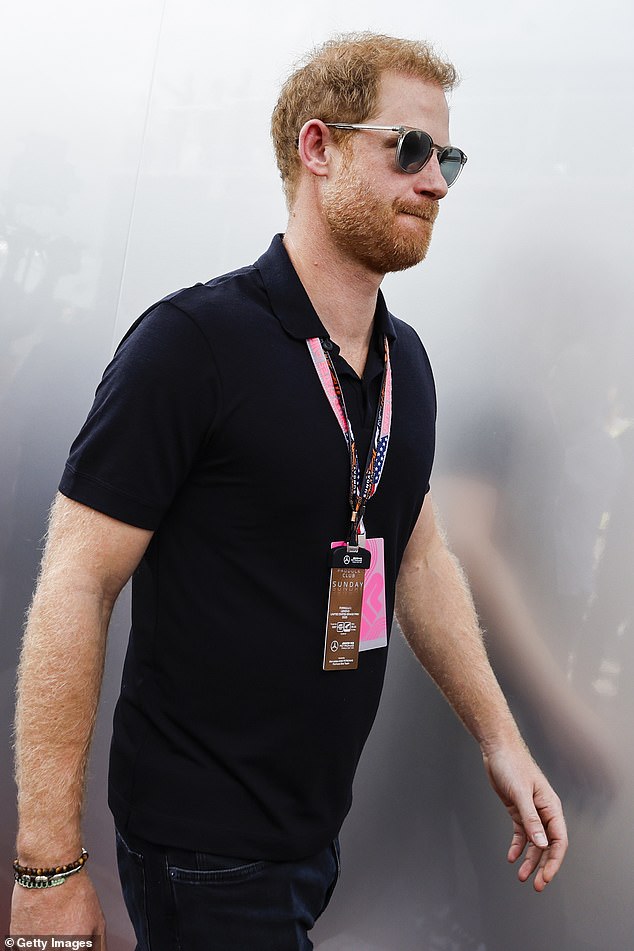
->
[322,158,439,274]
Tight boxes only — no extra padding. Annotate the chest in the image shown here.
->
[188,333,435,541]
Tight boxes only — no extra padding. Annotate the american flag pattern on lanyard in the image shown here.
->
[306,335,393,544]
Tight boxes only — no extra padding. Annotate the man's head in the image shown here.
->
[318,71,454,273]
[271,32,459,209]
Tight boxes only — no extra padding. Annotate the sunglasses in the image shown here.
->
[324,123,467,187]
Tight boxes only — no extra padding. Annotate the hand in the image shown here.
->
[10,872,106,947]
[482,743,568,892]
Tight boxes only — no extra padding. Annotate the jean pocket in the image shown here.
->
[167,853,269,885]
[332,836,341,882]
[115,830,151,949]
[318,837,341,919]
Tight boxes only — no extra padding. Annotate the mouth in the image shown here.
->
[399,210,434,223]
[396,204,438,223]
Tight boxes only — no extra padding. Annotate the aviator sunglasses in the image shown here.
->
[324,123,467,187]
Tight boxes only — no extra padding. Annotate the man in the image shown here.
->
[11,33,567,951]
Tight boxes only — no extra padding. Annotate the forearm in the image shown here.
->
[12,494,150,867]
[11,496,151,939]
[15,570,114,866]
[395,531,524,754]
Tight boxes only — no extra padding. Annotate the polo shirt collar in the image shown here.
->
[255,234,398,344]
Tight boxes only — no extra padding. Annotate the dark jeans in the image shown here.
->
[115,828,341,951]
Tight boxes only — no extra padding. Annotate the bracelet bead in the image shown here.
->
[13,848,89,888]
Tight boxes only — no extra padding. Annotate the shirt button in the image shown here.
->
[322,338,334,350]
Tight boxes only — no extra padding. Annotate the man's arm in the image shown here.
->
[11,493,153,939]
[394,494,568,892]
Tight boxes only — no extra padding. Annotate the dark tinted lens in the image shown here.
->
[398,129,433,173]
[438,147,467,186]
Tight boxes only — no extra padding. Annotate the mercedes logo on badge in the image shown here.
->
[330,640,339,652]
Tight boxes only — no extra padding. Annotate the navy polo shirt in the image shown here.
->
[60,235,437,860]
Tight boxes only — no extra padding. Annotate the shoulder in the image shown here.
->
[386,314,436,422]
[118,261,271,357]
[389,313,425,346]
[168,262,264,316]
[389,315,435,376]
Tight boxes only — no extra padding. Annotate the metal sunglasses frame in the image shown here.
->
[324,123,467,185]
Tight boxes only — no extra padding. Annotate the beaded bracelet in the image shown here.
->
[13,848,89,889]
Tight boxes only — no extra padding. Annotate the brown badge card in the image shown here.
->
[323,545,372,671]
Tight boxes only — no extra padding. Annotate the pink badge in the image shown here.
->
[331,538,387,651]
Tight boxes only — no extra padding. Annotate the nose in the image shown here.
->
[412,152,448,200]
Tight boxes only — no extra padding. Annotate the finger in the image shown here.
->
[525,812,568,890]
[514,793,549,849]
[517,843,543,883]
[507,824,528,863]
[533,857,547,890]
[535,798,569,885]
[531,851,551,893]
[518,826,568,890]
[540,825,568,885]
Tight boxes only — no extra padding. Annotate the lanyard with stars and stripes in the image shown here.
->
[306,335,393,546]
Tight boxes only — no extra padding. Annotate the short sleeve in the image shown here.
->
[59,301,221,529]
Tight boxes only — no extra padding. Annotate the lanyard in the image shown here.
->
[307,335,392,546]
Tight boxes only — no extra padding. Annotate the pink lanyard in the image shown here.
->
[306,336,393,545]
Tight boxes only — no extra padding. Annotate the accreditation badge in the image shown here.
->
[323,539,387,670]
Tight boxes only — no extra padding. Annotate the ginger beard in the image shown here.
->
[322,150,439,274]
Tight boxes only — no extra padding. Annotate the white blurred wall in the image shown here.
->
[2,2,633,948]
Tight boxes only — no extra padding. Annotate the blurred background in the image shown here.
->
[1,1,633,948]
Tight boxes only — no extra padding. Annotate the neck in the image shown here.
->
[283,212,383,357]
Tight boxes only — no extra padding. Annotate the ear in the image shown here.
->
[297,119,337,179]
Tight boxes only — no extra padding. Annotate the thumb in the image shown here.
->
[517,798,549,847]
